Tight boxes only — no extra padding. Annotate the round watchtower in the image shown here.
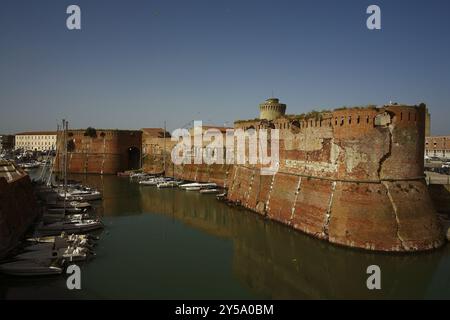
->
[259,98,286,121]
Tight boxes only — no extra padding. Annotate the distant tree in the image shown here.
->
[84,127,97,138]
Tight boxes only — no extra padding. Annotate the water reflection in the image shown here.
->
[2,173,450,299]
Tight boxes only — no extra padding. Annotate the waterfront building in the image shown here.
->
[0,135,15,152]
[15,131,56,152]
[425,136,450,159]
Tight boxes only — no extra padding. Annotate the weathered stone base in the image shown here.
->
[165,162,444,252]
[226,166,444,252]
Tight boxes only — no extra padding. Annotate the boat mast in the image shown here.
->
[63,119,68,213]
[163,121,166,175]
[58,124,63,178]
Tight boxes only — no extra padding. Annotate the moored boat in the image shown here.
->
[0,260,63,276]
[13,246,89,262]
[157,181,179,188]
[199,188,220,194]
[180,182,217,189]
[48,201,91,209]
[37,220,104,235]
[185,186,201,191]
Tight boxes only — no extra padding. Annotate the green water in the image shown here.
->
[1,173,450,299]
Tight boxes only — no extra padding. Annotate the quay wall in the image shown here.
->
[168,163,232,188]
[55,129,142,175]
[167,104,444,252]
[0,163,39,259]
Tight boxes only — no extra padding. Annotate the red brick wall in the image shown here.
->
[55,129,142,174]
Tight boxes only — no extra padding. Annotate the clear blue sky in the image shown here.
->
[1,0,449,134]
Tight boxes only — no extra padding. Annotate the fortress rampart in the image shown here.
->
[162,101,444,252]
[0,162,39,259]
[55,129,142,174]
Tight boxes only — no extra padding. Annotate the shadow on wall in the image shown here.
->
[127,147,140,170]
[429,184,450,214]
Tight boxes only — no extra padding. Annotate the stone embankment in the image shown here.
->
[0,161,39,259]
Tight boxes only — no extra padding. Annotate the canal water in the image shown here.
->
[1,173,450,299]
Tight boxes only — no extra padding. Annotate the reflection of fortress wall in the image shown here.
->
[0,162,39,259]
[231,212,440,299]
[227,104,444,252]
[115,177,439,299]
[55,129,142,174]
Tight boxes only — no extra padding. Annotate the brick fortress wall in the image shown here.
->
[0,163,39,259]
[227,104,443,252]
[55,129,142,174]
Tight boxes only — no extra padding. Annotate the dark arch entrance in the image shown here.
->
[127,147,140,170]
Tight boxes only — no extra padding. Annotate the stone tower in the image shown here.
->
[259,98,286,121]
[425,106,431,137]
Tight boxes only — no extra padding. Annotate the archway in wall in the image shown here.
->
[127,147,140,170]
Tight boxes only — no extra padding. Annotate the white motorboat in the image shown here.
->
[200,188,220,194]
[37,220,104,235]
[26,233,93,244]
[43,213,91,224]
[157,181,179,188]
[58,190,102,201]
[130,173,150,180]
[185,186,201,191]
[139,177,170,186]
[49,201,91,209]
[0,260,63,276]
[25,236,92,251]
[139,179,160,186]
[18,162,40,169]
[180,182,217,189]
[14,246,89,262]
[180,182,202,189]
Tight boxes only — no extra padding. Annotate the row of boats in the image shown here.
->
[0,180,105,276]
[131,174,225,194]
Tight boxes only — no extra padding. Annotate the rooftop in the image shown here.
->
[142,128,171,138]
[15,131,57,136]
